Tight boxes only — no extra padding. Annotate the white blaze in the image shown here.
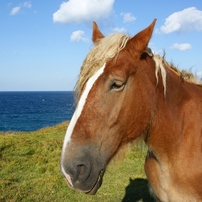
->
[61,63,106,157]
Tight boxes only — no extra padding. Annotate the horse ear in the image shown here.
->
[128,19,157,54]
[92,21,104,43]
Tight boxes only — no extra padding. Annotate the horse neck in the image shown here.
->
[147,63,202,154]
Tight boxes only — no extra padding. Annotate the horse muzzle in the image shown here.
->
[60,144,106,194]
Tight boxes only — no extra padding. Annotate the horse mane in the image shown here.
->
[153,54,202,96]
[75,32,201,100]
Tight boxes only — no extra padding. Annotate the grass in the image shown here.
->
[0,122,155,202]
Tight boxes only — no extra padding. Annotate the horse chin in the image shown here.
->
[86,169,105,195]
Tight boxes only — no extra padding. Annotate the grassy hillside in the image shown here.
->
[0,122,155,202]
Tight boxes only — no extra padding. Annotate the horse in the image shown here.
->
[60,19,202,201]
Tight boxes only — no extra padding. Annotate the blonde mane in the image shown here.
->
[153,54,202,96]
[75,32,201,99]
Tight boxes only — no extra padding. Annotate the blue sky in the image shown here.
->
[1,0,202,91]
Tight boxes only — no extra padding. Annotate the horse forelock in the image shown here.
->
[75,33,130,99]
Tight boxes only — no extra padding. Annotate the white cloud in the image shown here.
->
[159,7,202,34]
[170,43,192,51]
[112,27,127,33]
[23,1,32,8]
[70,30,89,42]
[10,6,21,15]
[10,1,32,15]
[53,0,114,24]
[121,12,136,23]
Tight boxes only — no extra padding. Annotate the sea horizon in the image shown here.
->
[0,91,75,132]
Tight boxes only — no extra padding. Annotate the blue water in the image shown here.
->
[0,91,75,132]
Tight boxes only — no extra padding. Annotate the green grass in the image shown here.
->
[0,122,155,202]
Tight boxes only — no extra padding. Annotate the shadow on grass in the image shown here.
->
[122,178,155,202]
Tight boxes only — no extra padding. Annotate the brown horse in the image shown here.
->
[60,19,202,201]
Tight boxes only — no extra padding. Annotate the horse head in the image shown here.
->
[61,19,157,194]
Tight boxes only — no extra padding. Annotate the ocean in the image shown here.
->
[0,91,75,132]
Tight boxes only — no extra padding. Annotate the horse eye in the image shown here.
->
[111,80,125,91]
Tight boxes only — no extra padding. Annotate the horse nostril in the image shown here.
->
[78,164,86,176]
[61,161,91,185]
[76,163,91,183]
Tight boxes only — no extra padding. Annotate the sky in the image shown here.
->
[1,0,202,91]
